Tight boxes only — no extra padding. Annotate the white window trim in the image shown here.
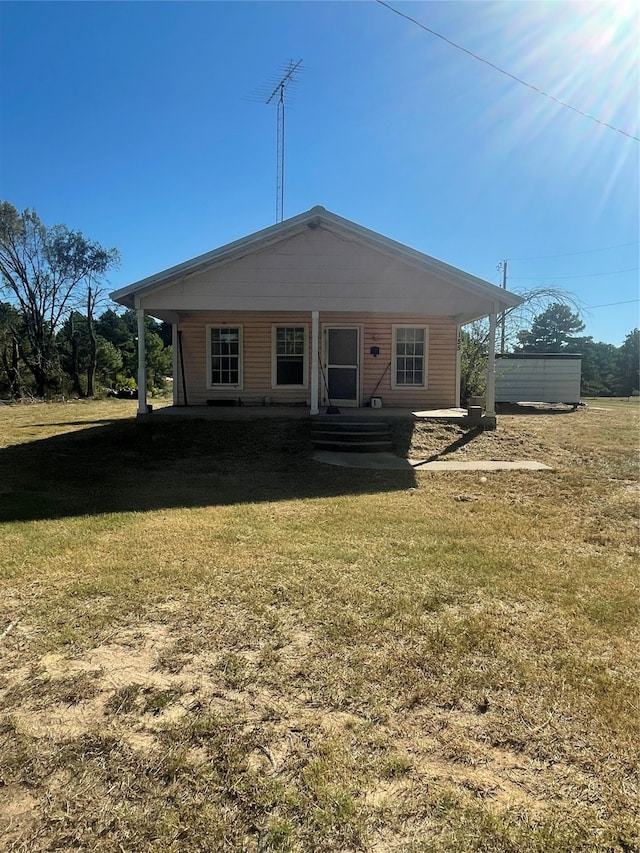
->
[206,324,244,390]
[391,324,429,390]
[271,324,309,390]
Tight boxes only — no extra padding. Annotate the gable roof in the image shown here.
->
[111,205,523,319]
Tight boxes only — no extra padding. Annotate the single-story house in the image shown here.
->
[110,206,523,417]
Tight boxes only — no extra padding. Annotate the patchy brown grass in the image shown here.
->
[0,398,638,852]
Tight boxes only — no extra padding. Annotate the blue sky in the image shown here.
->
[1,0,638,345]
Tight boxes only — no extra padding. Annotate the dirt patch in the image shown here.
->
[2,623,187,739]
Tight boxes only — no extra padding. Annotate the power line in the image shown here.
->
[585,298,640,309]
[508,241,640,262]
[375,0,640,143]
[510,267,639,280]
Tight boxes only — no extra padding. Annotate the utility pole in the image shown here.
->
[497,259,508,352]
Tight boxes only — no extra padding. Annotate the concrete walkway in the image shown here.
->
[411,459,552,471]
[313,451,552,471]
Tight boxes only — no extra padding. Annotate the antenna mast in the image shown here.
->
[263,60,303,223]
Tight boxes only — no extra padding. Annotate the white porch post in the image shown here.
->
[486,310,497,417]
[310,310,319,415]
[455,325,462,408]
[136,306,148,415]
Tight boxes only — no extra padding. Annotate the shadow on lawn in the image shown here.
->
[0,418,417,523]
[422,427,483,463]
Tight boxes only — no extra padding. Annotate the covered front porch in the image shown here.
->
[135,402,494,427]
[133,305,501,425]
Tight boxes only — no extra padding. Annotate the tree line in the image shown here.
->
[0,202,171,400]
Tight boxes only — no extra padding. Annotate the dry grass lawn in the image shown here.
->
[0,399,638,852]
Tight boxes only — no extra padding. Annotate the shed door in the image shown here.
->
[325,327,359,407]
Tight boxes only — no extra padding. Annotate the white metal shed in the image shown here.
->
[495,354,582,406]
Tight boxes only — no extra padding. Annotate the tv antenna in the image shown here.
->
[248,60,304,223]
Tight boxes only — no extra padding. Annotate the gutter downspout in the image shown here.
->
[310,310,319,415]
[136,304,148,416]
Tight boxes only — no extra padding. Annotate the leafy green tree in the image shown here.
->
[516,303,586,352]
[96,307,171,392]
[617,328,640,396]
[0,202,119,396]
[58,310,126,396]
[58,311,87,397]
[459,324,487,405]
[145,326,172,390]
[156,319,172,348]
[95,308,134,350]
[569,337,619,396]
[95,337,124,388]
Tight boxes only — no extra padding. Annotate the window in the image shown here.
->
[208,326,242,388]
[392,326,428,388]
[272,325,307,388]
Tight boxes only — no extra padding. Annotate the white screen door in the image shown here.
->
[325,327,359,407]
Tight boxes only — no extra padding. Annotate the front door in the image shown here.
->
[324,327,360,407]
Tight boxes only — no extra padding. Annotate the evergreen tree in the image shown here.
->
[617,329,640,396]
[516,303,585,352]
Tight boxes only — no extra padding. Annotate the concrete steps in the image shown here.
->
[311,417,393,453]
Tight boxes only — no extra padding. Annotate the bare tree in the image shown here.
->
[0,202,119,397]
[460,287,583,403]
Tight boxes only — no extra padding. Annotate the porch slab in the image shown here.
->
[139,404,313,420]
[139,405,478,422]
[413,407,467,419]
[140,405,422,422]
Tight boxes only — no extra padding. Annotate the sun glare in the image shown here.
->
[581,0,637,52]
[445,0,640,214]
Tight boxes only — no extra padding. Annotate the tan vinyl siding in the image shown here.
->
[177,312,312,406]
[325,313,457,409]
[175,312,458,408]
